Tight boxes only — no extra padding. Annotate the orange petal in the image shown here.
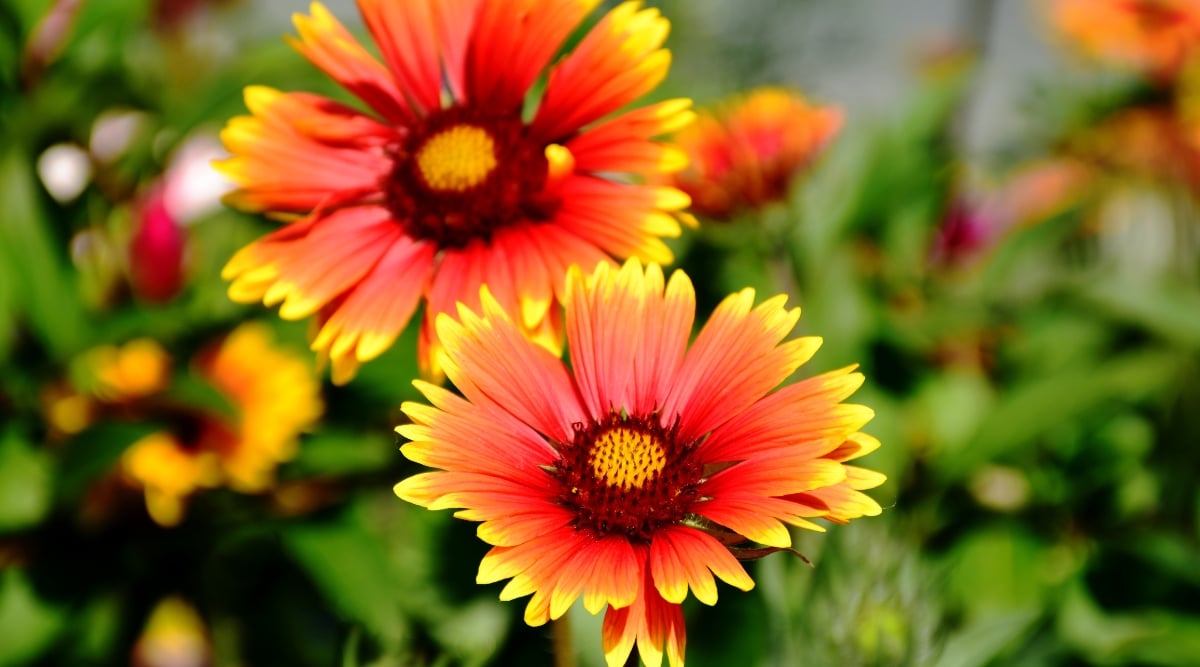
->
[648,526,753,606]
[564,259,647,417]
[601,560,686,667]
[664,290,819,442]
[288,2,414,124]
[703,456,847,499]
[700,369,870,464]
[554,178,686,264]
[308,234,435,384]
[465,0,597,110]
[567,98,694,174]
[399,380,559,480]
[695,494,831,545]
[533,2,672,141]
[434,284,586,443]
[218,90,391,213]
[357,0,443,113]
[431,0,482,99]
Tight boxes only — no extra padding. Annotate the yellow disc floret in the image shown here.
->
[589,426,668,490]
[415,124,498,192]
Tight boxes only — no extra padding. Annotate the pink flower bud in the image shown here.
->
[129,185,187,303]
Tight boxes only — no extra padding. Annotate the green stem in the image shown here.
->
[552,615,576,667]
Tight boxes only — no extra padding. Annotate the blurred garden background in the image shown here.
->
[3,0,1200,665]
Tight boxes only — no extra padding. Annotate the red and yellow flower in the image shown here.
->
[668,87,842,220]
[1050,0,1200,80]
[121,322,324,526]
[218,0,695,383]
[395,259,885,666]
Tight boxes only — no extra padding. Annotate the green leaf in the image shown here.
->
[283,506,409,646]
[0,568,66,667]
[937,349,1180,480]
[0,425,53,533]
[917,369,995,456]
[56,421,158,503]
[931,611,1041,667]
[163,368,238,423]
[288,429,395,477]
[944,526,1050,619]
[0,250,15,366]
[428,599,509,667]
[1077,276,1200,347]
[1059,579,1200,666]
[0,148,89,360]
[60,593,123,664]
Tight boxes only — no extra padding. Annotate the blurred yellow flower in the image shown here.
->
[88,338,172,401]
[121,322,324,526]
[123,431,222,528]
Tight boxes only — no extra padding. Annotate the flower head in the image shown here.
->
[120,322,324,526]
[668,87,842,220]
[1050,0,1200,81]
[395,259,885,666]
[218,0,694,384]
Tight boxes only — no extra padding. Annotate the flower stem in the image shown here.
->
[552,615,576,667]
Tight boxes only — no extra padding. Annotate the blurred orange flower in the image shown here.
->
[1050,0,1200,80]
[88,338,172,401]
[218,0,695,383]
[1071,107,1200,190]
[396,259,884,667]
[121,323,323,526]
[668,87,842,220]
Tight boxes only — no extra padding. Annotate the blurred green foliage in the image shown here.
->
[2,1,1200,666]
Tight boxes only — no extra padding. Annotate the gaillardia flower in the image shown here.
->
[218,0,694,383]
[1050,0,1200,81]
[395,259,885,666]
[122,323,324,526]
[668,87,842,220]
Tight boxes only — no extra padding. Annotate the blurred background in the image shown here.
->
[3,0,1200,665]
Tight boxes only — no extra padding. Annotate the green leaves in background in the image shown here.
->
[0,426,53,533]
[0,148,88,362]
[0,569,66,667]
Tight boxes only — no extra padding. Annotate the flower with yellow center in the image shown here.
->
[218,0,696,384]
[396,259,885,667]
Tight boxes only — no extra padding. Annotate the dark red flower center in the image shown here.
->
[551,411,704,543]
[154,405,238,458]
[383,108,560,248]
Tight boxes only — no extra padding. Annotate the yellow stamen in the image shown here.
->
[589,426,667,490]
[415,124,497,192]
